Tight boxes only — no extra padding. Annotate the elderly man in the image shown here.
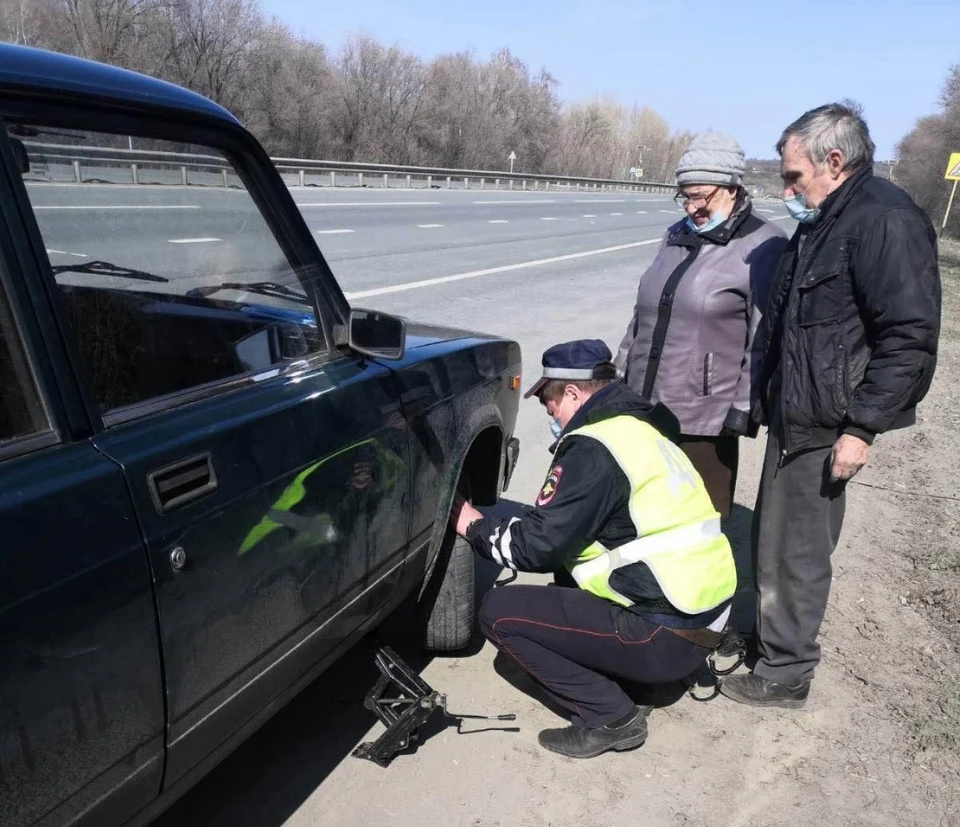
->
[451,339,737,758]
[719,103,942,708]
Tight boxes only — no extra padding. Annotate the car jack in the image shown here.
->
[352,645,517,767]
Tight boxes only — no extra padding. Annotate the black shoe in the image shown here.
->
[719,673,810,709]
[537,706,650,758]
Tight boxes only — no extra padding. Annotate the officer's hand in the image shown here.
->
[830,434,870,482]
[449,494,483,537]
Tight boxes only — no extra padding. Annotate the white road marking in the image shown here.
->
[168,237,221,244]
[417,224,444,228]
[636,210,648,214]
[540,217,560,221]
[582,214,596,218]
[345,238,661,300]
[758,209,775,213]
[488,219,510,224]
[34,205,200,210]
[771,215,793,221]
[574,199,627,203]
[315,229,355,234]
[473,199,555,205]
[45,248,87,258]
[660,209,676,214]
[610,212,624,216]
[297,201,441,207]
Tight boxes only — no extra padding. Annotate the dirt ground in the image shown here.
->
[156,242,960,827]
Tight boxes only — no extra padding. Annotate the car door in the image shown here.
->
[7,109,412,789]
[0,154,165,827]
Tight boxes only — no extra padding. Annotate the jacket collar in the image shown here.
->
[813,165,872,226]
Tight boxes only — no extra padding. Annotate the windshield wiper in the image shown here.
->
[50,260,169,283]
[186,281,310,305]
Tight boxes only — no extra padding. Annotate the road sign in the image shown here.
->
[944,152,960,181]
[508,150,516,174]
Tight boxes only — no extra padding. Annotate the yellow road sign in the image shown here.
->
[945,152,960,181]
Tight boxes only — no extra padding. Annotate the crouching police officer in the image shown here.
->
[451,339,737,759]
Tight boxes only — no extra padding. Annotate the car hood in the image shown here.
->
[401,320,497,349]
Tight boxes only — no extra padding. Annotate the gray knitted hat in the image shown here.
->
[675,131,746,187]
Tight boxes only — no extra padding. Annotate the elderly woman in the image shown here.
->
[615,131,788,518]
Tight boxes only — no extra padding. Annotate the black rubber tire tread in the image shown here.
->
[420,530,476,652]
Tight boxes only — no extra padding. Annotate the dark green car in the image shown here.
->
[0,43,520,827]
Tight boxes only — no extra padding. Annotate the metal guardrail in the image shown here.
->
[20,141,677,194]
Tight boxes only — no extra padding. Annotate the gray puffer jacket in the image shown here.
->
[615,197,788,437]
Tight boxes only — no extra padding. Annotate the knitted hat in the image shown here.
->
[675,131,746,187]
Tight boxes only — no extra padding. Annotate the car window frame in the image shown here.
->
[0,93,354,431]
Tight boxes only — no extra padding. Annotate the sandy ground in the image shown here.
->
[155,242,960,827]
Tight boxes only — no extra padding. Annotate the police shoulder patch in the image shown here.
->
[536,465,563,506]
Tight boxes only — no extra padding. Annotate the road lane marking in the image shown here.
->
[582,214,596,218]
[34,205,200,210]
[771,215,792,221]
[488,219,510,223]
[46,248,87,258]
[298,201,441,207]
[574,199,626,203]
[660,209,676,214]
[636,210,648,214]
[345,238,661,300]
[473,199,555,204]
[540,217,560,221]
[168,237,221,243]
[610,212,623,216]
[758,209,775,213]
[315,229,355,234]
[417,224,444,228]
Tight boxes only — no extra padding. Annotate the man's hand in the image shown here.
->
[830,434,870,482]
[449,493,483,538]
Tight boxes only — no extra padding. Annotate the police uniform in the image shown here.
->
[463,340,737,758]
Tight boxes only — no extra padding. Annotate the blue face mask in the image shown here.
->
[550,418,564,440]
[784,192,819,224]
[685,212,726,234]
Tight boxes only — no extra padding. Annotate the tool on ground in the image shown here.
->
[352,645,518,767]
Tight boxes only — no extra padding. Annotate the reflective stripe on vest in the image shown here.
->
[562,416,736,613]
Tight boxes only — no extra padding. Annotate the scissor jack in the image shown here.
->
[352,645,517,767]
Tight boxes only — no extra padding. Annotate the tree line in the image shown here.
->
[896,65,960,239]
[0,0,693,181]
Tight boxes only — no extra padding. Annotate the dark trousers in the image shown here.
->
[677,434,739,519]
[478,583,709,728]
[752,426,846,684]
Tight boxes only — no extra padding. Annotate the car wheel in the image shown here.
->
[419,522,476,652]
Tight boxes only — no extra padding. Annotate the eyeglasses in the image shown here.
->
[673,186,721,209]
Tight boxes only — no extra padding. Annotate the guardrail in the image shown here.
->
[20,141,677,194]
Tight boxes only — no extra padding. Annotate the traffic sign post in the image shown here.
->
[508,150,516,175]
[940,152,960,238]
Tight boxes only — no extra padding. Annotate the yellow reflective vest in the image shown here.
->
[563,416,736,613]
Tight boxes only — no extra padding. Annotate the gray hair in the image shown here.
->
[776,103,876,172]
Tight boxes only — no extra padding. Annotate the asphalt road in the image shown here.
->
[27,181,792,827]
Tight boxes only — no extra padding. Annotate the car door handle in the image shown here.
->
[147,453,219,514]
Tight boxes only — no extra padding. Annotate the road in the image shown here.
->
[30,182,792,827]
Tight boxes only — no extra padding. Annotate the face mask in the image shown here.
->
[784,192,819,224]
[550,418,564,440]
[685,211,726,234]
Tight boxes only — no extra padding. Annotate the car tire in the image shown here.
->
[419,526,476,652]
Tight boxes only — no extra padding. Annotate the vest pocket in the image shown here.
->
[702,352,714,396]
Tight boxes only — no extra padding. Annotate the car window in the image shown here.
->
[8,122,327,417]
[0,277,50,445]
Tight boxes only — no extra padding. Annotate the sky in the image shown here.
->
[260,0,960,160]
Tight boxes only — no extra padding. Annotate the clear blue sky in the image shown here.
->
[262,0,960,160]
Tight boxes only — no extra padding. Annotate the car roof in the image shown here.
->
[0,42,239,126]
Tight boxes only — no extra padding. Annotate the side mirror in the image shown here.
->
[348,308,405,361]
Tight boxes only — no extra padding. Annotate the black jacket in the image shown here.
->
[757,167,941,455]
[465,383,720,625]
